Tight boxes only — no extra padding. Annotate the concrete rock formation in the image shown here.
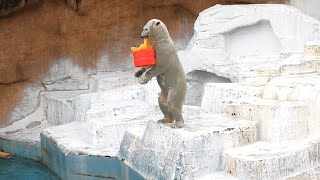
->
[180,4,320,106]
[0,0,283,85]
[0,0,284,125]
[3,2,320,180]
[287,0,320,20]
[181,4,320,80]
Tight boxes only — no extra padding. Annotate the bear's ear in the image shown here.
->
[156,21,160,26]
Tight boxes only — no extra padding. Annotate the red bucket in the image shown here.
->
[133,48,156,67]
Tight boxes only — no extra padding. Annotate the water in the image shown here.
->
[0,155,59,180]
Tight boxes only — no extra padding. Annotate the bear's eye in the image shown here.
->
[144,28,148,31]
[156,21,160,26]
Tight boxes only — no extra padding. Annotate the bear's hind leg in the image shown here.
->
[157,91,173,124]
[168,106,184,128]
[168,89,185,128]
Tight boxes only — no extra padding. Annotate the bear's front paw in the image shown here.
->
[138,75,149,84]
[134,70,144,78]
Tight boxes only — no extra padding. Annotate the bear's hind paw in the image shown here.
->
[157,117,174,124]
[170,121,184,128]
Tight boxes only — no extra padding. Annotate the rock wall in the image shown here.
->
[180,4,320,82]
[287,0,320,20]
[0,0,284,126]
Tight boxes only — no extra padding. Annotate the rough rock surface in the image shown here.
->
[42,59,95,91]
[0,0,283,85]
[0,81,43,127]
[2,43,320,179]
[180,4,320,82]
[227,98,311,142]
[224,139,320,180]
[288,0,320,20]
[4,2,320,180]
[120,116,257,179]
[0,0,284,125]
[0,0,39,16]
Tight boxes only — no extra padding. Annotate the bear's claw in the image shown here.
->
[170,121,184,128]
[138,75,149,84]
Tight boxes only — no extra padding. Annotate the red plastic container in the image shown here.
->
[133,48,156,67]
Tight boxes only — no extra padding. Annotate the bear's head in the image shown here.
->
[141,19,169,40]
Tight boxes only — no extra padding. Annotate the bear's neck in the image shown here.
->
[157,36,170,43]
[156,37,173,49]
[155,28,171,44]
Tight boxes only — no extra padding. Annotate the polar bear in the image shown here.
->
[135,19,187,128]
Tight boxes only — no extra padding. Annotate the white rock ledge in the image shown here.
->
[226,98,310,142]
[201,83,263,114]
[90,71,137,91]
[263,73,320,101]
[122,115,257,179]
[224,139,320,180]
[305,41,320,56]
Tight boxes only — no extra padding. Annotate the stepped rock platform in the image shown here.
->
[1,4,320,180]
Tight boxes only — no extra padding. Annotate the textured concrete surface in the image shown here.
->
[1,3,320,180]
[226,98,311,142]
[224,139,320,180]
[122,116,257,179]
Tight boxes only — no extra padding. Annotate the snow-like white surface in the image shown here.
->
[90,71,137,91]
[305,41,320,56]
[42,59,94,91]
[286,166,320,180]
[195,172,238,180]
[9,82,43,123]
[119,126,145,161]
[79,99,159,145]
[41,90,90,125]
[180,4,320,82]
[288,0,320,20]
[143,78,161,106]
[123,115,257,179]
[0,108,51,145]
[80,116,152,150]
[225,20,282,56]
[71,84,146,122]
[84,99,156,121]
[237,62,281,85]
[201,83,263,114]
[183,105,201,119]
[2,4,320,180]
[42,121,120,156]
[191,4,320,53]
[226,98,311,142]
[224,139,320,180]
[186,70,232,105]
[263,73,320,101]
[280,56,320,75]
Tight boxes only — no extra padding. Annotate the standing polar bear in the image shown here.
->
[135,19,187,128]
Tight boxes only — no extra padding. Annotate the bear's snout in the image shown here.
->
[141,33,149,38]
[141,29,149,38]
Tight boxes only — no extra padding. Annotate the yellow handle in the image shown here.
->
[143,38,152,49]
[131,47,140,51]
[131,38,153,52]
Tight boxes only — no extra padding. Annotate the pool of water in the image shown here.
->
[0,155,59,180]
